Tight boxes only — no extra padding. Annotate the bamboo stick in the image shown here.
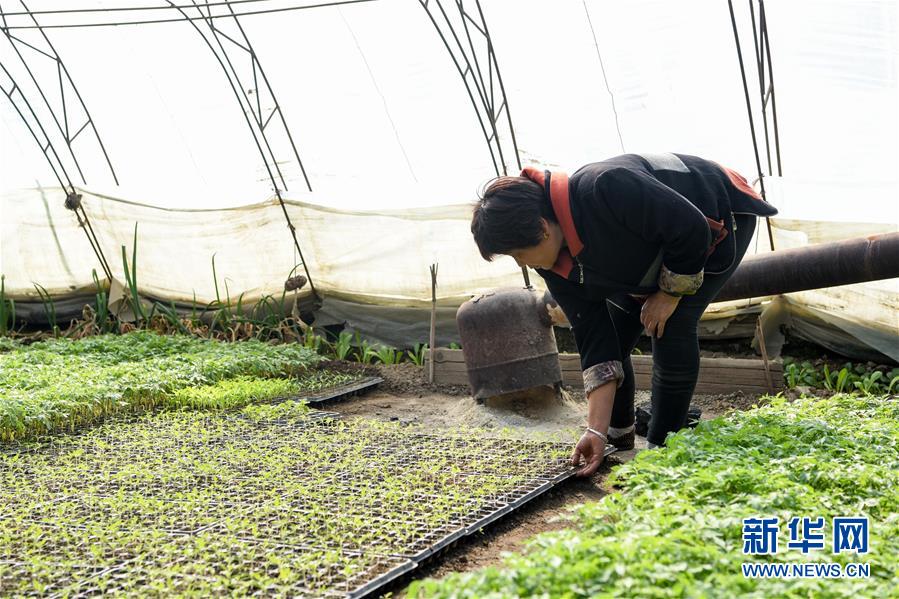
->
[428,263,438,384]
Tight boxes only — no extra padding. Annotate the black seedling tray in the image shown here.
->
[300,376,384,405]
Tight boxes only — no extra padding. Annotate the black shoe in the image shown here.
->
[635,406,651,437]
[608,429,635,450]
[633,404,702,438]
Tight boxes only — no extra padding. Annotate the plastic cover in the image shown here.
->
[1,1,896,359]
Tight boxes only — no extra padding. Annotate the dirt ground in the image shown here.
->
[319,363,765,594]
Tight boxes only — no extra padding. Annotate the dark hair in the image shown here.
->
[471,176,556,261]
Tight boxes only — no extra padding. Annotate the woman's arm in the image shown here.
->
[542,272,622,476]
[570,380,616,476]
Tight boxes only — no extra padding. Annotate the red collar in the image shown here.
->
[715,162,763,200]
[520,167,583,278]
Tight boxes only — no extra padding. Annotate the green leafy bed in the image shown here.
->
[0,405,571,597]
[0,332,368,441]
[411,394,899,598]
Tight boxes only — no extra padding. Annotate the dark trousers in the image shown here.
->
[608,214,757,446]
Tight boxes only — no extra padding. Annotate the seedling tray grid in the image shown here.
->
[1,408,576,598]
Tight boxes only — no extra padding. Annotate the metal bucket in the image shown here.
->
[456,287,562,401]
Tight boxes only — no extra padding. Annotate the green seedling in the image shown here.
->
[91,269,114,334]
[0,274,15,336]
[835,366,852,393]
[32,283,58,338]
[121,223,147,323]
[0,331,323,441]
[375,345,399,365]
[302,327,324,353]
[353,334,376,365]
[1,403,573,596]
[853,370,883,395]
[332,331,354,361]
[406,343,427,366]
[411,394,899,598]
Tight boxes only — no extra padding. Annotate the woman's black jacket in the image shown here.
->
[528,152,778,392]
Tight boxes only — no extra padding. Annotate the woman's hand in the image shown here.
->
[641,291,681,338]
[571,430,607,477]
[572,380,615,477]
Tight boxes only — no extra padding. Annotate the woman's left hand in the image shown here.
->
[641,291,681,338]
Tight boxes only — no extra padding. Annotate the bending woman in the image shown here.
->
[470,153,777,476]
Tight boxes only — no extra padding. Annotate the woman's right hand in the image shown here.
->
[571,430,606,477]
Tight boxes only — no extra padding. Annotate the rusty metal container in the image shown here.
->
[456,287,562,400]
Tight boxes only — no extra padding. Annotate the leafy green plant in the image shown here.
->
[351,333,376,365]
[783,358,895,395]
[32,283,58,338]
[302,327,324,353]
[822,363,835,390]
[784,362,798,388]
[208,253,230,334]
[784,361,815,389]
[853,370,884,396]
[406,343,427,366]
[0,331,323,441]
[330,331,354,360]
[241,398,310,421]
[835,366,852,393]
[166,376,302,411]
[91,269,114,334]
[448,342,461,350]
[0,274,14,336]
[411,394,899,597]
[119,223,147,323]
[374,345,399,365]
[888,369,899,395]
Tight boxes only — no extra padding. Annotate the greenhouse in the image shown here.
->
[1,1,897,597]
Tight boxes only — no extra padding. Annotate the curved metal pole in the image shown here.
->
[759,0,783,177]
[454,1,505,171]
[474,0,520,172]
[0,61,114,280]
[727,0,775,251]
[223,0,312,192]
[748,0,772,176]
[0,62,68,189]
[0,0,119,185]
[0,0,378,30]
[165,0,319,302]
[420,0,525,286]
[424,0,520,176]
[419,0,499,175]
[192,2,289,190]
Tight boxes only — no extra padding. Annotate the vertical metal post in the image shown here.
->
[728,0,776,251]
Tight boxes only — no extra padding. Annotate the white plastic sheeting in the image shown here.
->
[1,0,897,358]
[1,184,531,306]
